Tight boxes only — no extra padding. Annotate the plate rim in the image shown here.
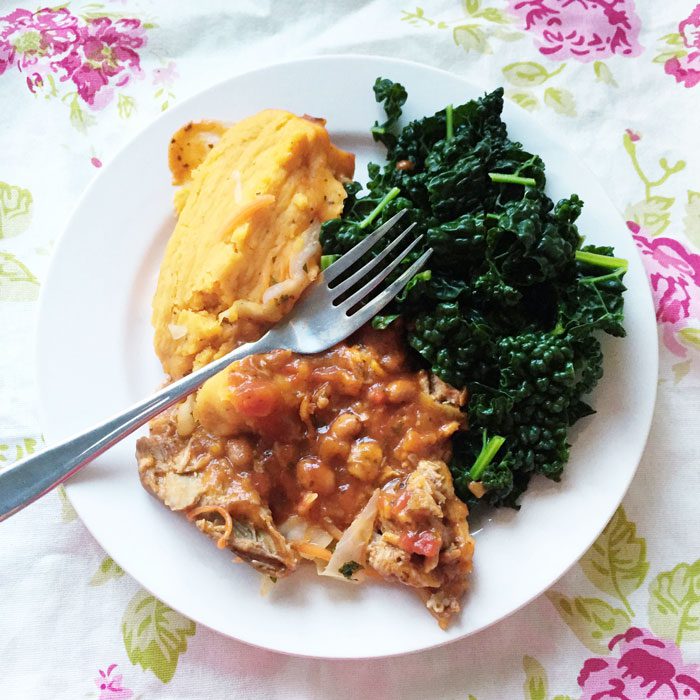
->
[35,53,659,659]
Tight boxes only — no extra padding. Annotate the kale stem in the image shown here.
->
[445,103,454,141]
[488,172,537,187]
[469,433,506,481]
[575,249,628,272]
[580,269,626,285]
[320,254,339,270]
[359,186,400,229]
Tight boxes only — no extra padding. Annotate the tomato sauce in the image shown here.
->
[194,326,465,530]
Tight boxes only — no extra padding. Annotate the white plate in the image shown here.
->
[36,55,658,659]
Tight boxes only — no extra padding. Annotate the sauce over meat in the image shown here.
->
[190,326,465,530]
[138,325,473,626]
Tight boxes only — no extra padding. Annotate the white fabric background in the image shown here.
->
[1,1,699,698]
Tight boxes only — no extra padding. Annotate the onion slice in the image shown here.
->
[321,489,379,583]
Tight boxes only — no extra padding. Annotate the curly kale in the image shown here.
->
[320,77,628,508]
[370,78,407,150]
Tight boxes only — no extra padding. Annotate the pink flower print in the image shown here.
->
[153,60,178,87]
[56,17,146,109]
[665,57,700,88]
[679,5,700,51]
[95,664,133,700]
[578,627,700,700]
[0,7,80,75]
[507,0,643,62]
[652,274,691,325]
[629,223,700,356]
[26,71,44,94]
[664,4,700,88]
[0,8,147,110]
[624,128,640,142]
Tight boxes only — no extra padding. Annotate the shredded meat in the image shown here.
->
[419,371,468,408]
[368,459,474,628]
[137,412,298,577]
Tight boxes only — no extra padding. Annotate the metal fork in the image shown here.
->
[0,210,431,521]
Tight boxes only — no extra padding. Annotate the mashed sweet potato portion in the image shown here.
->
[153,110,354,379]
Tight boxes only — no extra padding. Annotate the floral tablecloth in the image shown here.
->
[1,1,700,698]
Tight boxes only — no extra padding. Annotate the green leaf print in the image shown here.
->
[502,61,564,87]
[678,327,700,350]
[661,32,684,46]
[453,25,491,54]
[118,93,136,119]
[625,196,675,237]
[522,656,547,700]
[400,7,447,29]
[546,592,630,654]
[593,61,617,87]
[57,484,77,523]
[490,27,523,41]
[475,7,509,24]
[580,507,649,615]
[0,182,33,239]
[653,50,687,64]
[672,359,692,384]
[648,560,700,645]
[507,90,538,111]
[623,135,685,214]
[90,556,125,585]
[0,252,39,301]
[66,93,95,133]
[653,32,687,65]
[122,590,196,683]
[683,190,700,249]
[0,437,39,465]
[464,0,480,14]
[543,87,576,117]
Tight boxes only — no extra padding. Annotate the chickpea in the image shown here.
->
[379,351,404,373]
[386,378,417,404]
[226,437,254,469]
[367,384,386,406]
[209,441,225,458]
[347,439,383,482]
[330,412,362,440]
[318,435,350,463]
[295,457,336,495]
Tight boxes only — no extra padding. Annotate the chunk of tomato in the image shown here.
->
[412,530,441,558]
[398,529,440,558]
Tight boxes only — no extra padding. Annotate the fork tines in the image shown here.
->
[324,210,432,322]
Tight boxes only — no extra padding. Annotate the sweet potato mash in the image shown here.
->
[152,110,354,379]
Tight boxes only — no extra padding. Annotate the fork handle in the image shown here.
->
[0,332,279,522]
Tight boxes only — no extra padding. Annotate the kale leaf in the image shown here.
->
[339,561,362,580]
[370,78,408,150]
